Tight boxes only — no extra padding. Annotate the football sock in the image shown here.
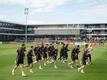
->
[54,65,58,69]
[12,69,15,75]
[44,62,47,66]
[39,65,43,69]
[30,69,33,73]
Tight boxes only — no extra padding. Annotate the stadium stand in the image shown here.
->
[0,21,107,43]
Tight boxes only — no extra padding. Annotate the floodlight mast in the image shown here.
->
[24,8,29,44]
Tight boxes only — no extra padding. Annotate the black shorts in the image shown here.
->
[43,53,47,58]
[53,56,57,60]
[16,57,24,66]
[71,55,78,61]
[36,56,42,61]
[75,55,78,60]
[82,58,87,65]
[48,53,52,57]
[27,57,33,65]
[88,54,91,58]
[63,54,68,59]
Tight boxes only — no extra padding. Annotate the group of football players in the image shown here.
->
[12,43,93,76]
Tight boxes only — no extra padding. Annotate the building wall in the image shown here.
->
[34,28,80,35]
[34,24,84,35]
[0,21,107,42]
[0,21,25,42]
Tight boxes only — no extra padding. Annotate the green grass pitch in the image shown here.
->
[0,43,107,80]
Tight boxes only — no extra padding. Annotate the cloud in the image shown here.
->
[92,4,107,16]
[0,0,107,23]
[0,14,7,20]
[30,0,69,14]
[0,0,69,13]
[0,0,25,5]
[69,0,107,17]
[70,3,107,17]
[76,0,107,7]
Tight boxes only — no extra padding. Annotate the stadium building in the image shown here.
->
[0,20,107,42]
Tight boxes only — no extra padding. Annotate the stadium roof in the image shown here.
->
[0,20,107,26]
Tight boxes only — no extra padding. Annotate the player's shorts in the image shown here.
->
[27,57,33,65]
[16,57,24,66]
[75,55,78,60]
[87,54,91,58]
[48,53,52,57]
[63,53,68,59]
[71,55,78,61]
[82,58,87,65]
[43,53,47,58]
[53,55,57,60]
[36,56,42,61]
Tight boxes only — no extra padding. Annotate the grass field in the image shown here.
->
[0,43,107,80]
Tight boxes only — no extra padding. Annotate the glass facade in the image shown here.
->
[0,21,25,41]
[0,21,107,42]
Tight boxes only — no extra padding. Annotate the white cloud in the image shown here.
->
[76,0,107,7]
[0,14,7,20]
[0,0,69,13]
[0,0,25,5]
[70,3,107,17]
[92,4,107,16]
[29,0,69,13]
[0,0,107,23]
[68,0,107,17]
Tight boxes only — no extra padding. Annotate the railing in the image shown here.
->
[0,27,24,31]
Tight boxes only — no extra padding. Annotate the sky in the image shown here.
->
[0,0,107,24]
